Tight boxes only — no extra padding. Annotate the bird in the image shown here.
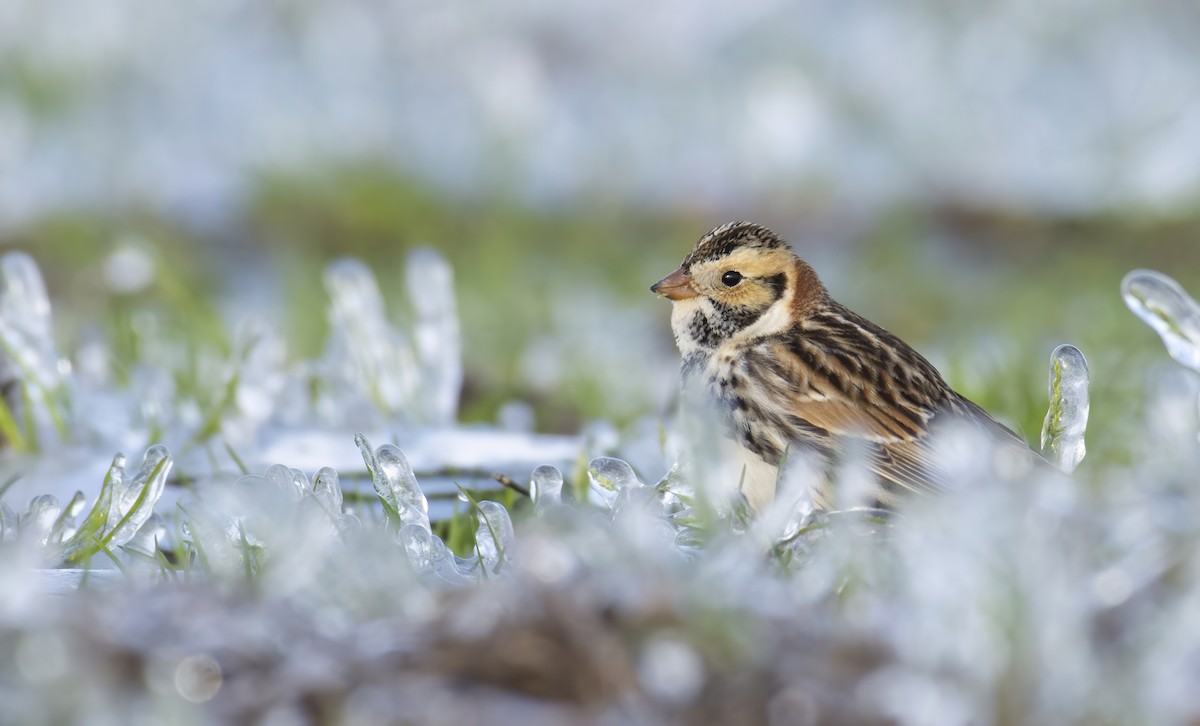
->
[650,221,1035,513]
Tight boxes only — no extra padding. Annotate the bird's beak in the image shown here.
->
[651,266,698,301]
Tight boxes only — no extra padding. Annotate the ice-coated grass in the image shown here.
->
[3,253,1200,723]
[1040,344,1090,474]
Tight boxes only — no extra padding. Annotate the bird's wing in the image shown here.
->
[742,336,979,497]
[791,399,950,497]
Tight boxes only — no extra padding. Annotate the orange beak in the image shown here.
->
[651,266,699,301]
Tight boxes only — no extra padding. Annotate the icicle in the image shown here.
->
[323,258,418,419]
[1122,270,1200,372]
[229,317,287,432]
[20,494,60,547]
[0,499,17,542]
[263,464,309,501]
[312,467,344,517]
[531,465,563,513]
[103,445,172,549]
[355,433,429,531]
[406,248,461,426]
[399,524,475,585]
[587,456,641,510]
[121,514,167,559]
[46,491,85,547]
[0,252,71,446]
[1040,345,1090,474]
[312,466,359,534]
[474,501,515,575]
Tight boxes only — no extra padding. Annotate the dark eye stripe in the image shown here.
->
[763,273,787,301]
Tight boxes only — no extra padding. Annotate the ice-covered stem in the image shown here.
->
[406,248,462,426]
[587,457,643,510]
[354,433,430,531]
[324,259,418,417]
[1040,345,1090,474]
[1122,270,1200,372]
[399,524,475,585]
[263,464,310,501]
[20,495,61,547]
[473,500,515,575]
[58,446,172,565]
[312,467,344,518]
[0,252,72,450]
[531,465,563,513]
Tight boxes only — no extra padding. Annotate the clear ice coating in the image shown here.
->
[121,513,166,559]
[227,317,287,437]
[473,500,515,575]
[355,433,430,530]
[322,258,418,420]
[587,456,642,510]
[530,465,563,512]
[1040,344,1090,474]
[100,446,172,550]
[405,248,462,426]
[20,495,61,547]
[400,524,475,586]
[263,464,310,501]
[54,447,173,565]
[312,467,343,518]
[47,491,85,548]
[1122,270,1200,372]
[0,251,71,447]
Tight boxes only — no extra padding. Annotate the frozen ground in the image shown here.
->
[1,249,1200,723]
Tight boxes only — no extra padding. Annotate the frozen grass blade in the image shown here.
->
[530,465,563,512]
[179,504,212,574]
[58,448,172,566]
[355,433,428,531]
[1040,344,1090,474]
[0,471,20,500]
[0,388,27,452]
[355,432,403,527]
[59,454,124,566]
[100,447,171,550]
[189,368,242,446]
[456,486,512,577]
[46,491,85,547]
[1122,269,1200,372]
[224,439,250,475]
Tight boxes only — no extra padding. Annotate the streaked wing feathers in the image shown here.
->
[741,329,1005,498]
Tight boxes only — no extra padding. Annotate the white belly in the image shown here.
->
[716,437,781,513]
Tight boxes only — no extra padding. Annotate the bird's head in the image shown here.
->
[652,222,826,353]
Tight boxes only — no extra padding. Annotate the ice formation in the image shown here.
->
[322,258,419,422]
[225,317,288,440]
[7,446,176,567]
[587,456,642,510]
[1123,270,1200,445]
[1122,269,1200,372]
[21,243,1200,722]
[0,249,578,538]
[0,252,71,448]
[1040,344,1090,474]
[355,434,430,531]
[530,464,563,511]
[474,500,515,575]
[400,524,475,585]
[406,248,462,426]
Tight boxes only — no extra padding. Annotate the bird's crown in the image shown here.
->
[682,221,788,271]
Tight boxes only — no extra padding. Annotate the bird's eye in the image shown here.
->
[721,271,743,287]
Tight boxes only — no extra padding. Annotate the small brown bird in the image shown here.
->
[651,221,1032,512]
